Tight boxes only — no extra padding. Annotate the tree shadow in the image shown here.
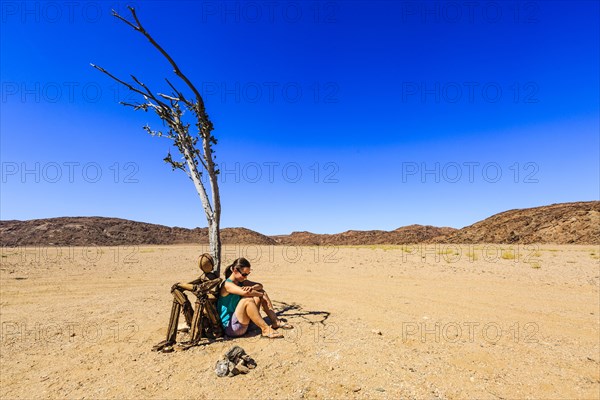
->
[272,300,331,325]
[243,301,331,338]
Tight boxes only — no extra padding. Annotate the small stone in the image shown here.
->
[470,377,475,382]
[234,361,250,374]
[352,386,361,392]
[371,329,382,335]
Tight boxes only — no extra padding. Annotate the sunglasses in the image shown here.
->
[236,268,250,277]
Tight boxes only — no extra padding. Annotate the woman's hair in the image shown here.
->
[224,257,251,279]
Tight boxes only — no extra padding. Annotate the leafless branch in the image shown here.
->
[91,63,147,98]
[113,7,209,117]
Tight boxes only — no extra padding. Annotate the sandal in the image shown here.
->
[273,321,293,330]
[261,331,284,339]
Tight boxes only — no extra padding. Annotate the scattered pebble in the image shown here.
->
[371,329,382,335]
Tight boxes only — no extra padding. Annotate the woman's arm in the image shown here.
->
[241,280,263,291]
[224,280,263,297]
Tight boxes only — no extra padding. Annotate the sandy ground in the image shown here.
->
[1,244,599,399]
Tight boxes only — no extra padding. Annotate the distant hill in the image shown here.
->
[272,225,456,246]
[1,201,598,246]
[432,201,600,245]
[0,217,276,246]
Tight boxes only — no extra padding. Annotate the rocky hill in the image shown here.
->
[432,201,600,244]
[272,225,456,246]
[0,217,276,246]
[1,201,598,246]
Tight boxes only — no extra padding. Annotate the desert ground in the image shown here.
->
[1,244,599,399]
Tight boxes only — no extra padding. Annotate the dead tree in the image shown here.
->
[91,7,222,273]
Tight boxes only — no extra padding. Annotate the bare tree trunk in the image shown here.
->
[180,137,222,272]
[205,131,221,271]
[209,219,221,272]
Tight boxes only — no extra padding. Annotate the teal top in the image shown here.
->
[217,278,242,328]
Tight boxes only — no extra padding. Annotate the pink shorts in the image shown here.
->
[225,313,248,337]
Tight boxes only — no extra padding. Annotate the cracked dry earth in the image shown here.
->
[1,244,599,399]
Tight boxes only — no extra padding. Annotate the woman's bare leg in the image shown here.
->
[235,298,282,337]
[258,291,282,328]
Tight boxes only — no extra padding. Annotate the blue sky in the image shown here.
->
[1,0,599,235]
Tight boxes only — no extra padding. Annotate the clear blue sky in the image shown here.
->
[1,1,599,235]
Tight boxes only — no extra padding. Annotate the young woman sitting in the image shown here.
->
[217,257,292,339]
